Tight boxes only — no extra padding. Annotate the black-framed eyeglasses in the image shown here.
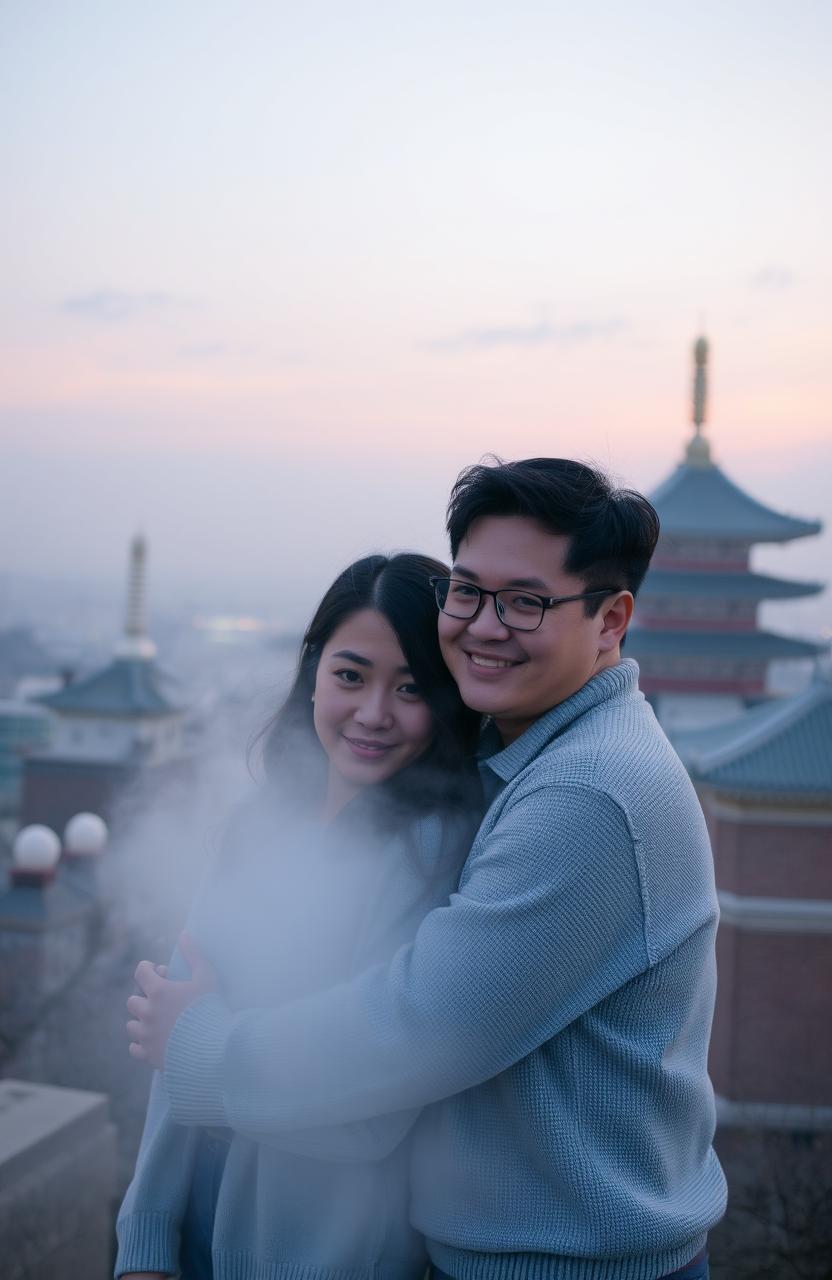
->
[430,576,619,633]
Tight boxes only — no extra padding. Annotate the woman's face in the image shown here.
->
[313,608,434,816]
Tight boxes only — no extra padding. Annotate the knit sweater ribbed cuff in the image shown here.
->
[164,992,233,1127]
[428,1235,709,1280]
[114,1209,180,1277]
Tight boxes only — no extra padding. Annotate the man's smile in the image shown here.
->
[464,648,524,672]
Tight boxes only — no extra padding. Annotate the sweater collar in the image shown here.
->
[481,659,640,783]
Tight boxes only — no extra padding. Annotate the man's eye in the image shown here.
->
[451,583,478,597]
[511,594,542,610]
[334,669,362,684]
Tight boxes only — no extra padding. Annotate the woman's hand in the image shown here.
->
[126,932,218,1070]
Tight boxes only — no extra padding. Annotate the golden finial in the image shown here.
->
[686,335,712,467]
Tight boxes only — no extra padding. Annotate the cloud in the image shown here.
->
[424,316,628,352]
[748,266,796,291]
[61,289,197,322]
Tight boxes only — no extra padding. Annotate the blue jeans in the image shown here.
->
[179,1132,229,1280]
[431,1254,709,1280]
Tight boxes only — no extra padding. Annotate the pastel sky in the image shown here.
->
[1,1,829,632]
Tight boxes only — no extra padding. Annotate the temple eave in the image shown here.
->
[656,518,822,544]
[628,628,828,661]
[639,572,824,602]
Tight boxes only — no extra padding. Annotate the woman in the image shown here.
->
[116,552,481,1280]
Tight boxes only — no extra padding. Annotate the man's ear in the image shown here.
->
[597,591,633,653]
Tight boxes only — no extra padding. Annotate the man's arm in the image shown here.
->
[164,785,651,1133]
[231,1108,422,1162]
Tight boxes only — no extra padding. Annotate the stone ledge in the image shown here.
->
[0,1079,116,1280]
[0,1078,111,1191]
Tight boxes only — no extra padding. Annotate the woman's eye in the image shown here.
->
[333,668,362,684]
[398,683,422,698]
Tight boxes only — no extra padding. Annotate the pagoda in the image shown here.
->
[629,337,826,732]
[20,535,190,830]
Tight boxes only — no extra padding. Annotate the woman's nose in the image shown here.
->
[354,692,394,730]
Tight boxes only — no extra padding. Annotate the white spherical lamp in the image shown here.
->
[64,812,108,857]
[13,825,61,873]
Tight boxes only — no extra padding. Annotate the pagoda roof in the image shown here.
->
[36,657,182,718]
[650,461,822,543]
[678,666,832,800]
[627,628,828,662]
[640,568,824,601]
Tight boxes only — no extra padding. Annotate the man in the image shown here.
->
[134,458,727,1279]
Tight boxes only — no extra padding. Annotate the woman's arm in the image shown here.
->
[127,809,462,1164]
[116,944,201,1279]
[115,1072,200,1276]
[131,936,427,1166]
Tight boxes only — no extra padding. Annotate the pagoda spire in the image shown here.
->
[686,335,713,468]
[115,533,157,661]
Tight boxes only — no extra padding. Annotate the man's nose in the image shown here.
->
[465,594,513,641]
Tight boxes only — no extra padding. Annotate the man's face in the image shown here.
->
[438,515,622,743]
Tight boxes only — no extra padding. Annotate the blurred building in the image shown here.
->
[0,827,103,1051]
[20,535,191,832]
[678,665,832,1127]
[629,337,825,735]
[0,626,59,699]
[0,700,51,817]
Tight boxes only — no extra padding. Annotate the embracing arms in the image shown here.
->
[128,937,423,1164]
[157,787,650,1134]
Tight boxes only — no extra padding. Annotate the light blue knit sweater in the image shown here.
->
[116,801,471,1280]
[162,660,727,1280]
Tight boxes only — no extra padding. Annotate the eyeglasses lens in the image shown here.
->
[433,579,544,631]
[434,578,479,616]
[496,592,544,629]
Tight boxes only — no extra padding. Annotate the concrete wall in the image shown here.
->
[0,1079,116,1280]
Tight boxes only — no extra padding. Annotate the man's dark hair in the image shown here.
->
[446,457,660,613]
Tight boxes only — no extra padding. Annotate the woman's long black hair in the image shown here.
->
[255,553,482,828]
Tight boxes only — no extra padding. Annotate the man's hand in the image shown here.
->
[126,932,218,1070]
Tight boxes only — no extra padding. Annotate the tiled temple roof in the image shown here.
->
[650,461,822,543]
[37,658,181,717]
[678,666,832,800]
[628,628,827,661]
[640,569,824,601]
